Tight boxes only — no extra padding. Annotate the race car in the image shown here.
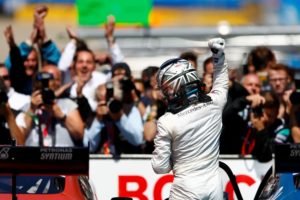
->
[0,145,97,200]
[0,175,97,200]
[254,143,300,200]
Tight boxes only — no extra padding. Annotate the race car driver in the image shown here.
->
[151,38,228,199]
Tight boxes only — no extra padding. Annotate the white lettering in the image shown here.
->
[40,153,73,160]
[40,148,72,154]
[290,150,300,157]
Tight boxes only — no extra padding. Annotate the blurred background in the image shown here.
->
[1,0,300,77]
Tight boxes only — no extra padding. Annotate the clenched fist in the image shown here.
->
[208,38,225,66]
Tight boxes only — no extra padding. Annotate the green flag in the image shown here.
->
[76,0,152,26]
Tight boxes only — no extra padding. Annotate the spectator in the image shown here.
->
[95,15,125,80]
[84,62,144,154]
[251,91,291,162]
[203,56,214,75]
[33,5,61,65]
[4,25,39,95]
[140,66,160,118]
[290,103,300,143]
[241,73,262,95]
[140,66,167,153]
[104,15,124,66]
[220,73,265,154]
[179,51,198,70]
[288,75,300,143]
[246,46,276,73]
[4,6,61,95]
[0,64,30,113]
[0,77,25,145]
[58,16,124,86]
[245,46,276,91]
[42,65,63,91]
[202,73,213,94]
[134,78,144,96]
[42,66,85,146]
[16,70,84,147]
[202,57,214,93]
[57,27,79,85]
[268,63,293,119]
[70,49,107,112]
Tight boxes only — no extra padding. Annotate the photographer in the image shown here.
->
[289,73,300,143]
[4,6,61,95]
[0,64,30,113]
[221,73,265,154]
[84,62,144,154]
[16,70,84,147]
[0,77,25,145]
[250,91,291,162]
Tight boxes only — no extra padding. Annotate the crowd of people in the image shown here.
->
[0,6,299,162]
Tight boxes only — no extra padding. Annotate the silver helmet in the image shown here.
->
[157,58,200,100]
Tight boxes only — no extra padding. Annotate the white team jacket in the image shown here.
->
[151,58,228,200]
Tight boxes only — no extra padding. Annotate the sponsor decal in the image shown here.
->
[40,148,73,160]
[0,147,10,160]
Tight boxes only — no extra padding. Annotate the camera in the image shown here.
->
[106,81,114,102]
[105,81,123,113]
[105,77,136,114]
[120,77,135,93]
[119,77,135,103]
[106,77,135,103]
[251,105,264,118]
[36,72,55,105]
[105,81,123,114]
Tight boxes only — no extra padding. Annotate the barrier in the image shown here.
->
[89,155,272,200]
[0,146,89,200]
[0,146,89,175]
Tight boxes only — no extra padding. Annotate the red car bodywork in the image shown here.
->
[0,175,97,200]
[0,146,93,200]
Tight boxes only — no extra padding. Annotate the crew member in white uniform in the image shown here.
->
[151,38,228,200]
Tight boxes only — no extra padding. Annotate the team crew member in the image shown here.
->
[151,38,228,199]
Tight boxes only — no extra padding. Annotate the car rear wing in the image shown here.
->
[275,143,300,173]
[0,145,89,175]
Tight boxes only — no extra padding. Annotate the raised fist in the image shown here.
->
[105,15,116,45]
[208,38,225,56]
[35,5,48,19]
[208,38,225,66]
[4,25,16,47]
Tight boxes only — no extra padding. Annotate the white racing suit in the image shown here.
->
[151,51,228,199]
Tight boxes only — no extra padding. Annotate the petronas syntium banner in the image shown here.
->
[76,0,152,26]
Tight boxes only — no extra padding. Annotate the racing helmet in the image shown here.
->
[157,58,200,99]
[157,58,211,113]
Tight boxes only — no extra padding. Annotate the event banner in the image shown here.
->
[76,0,152,26]
[89,156,272,200]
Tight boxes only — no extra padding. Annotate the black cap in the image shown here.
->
[111,62,131,78]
